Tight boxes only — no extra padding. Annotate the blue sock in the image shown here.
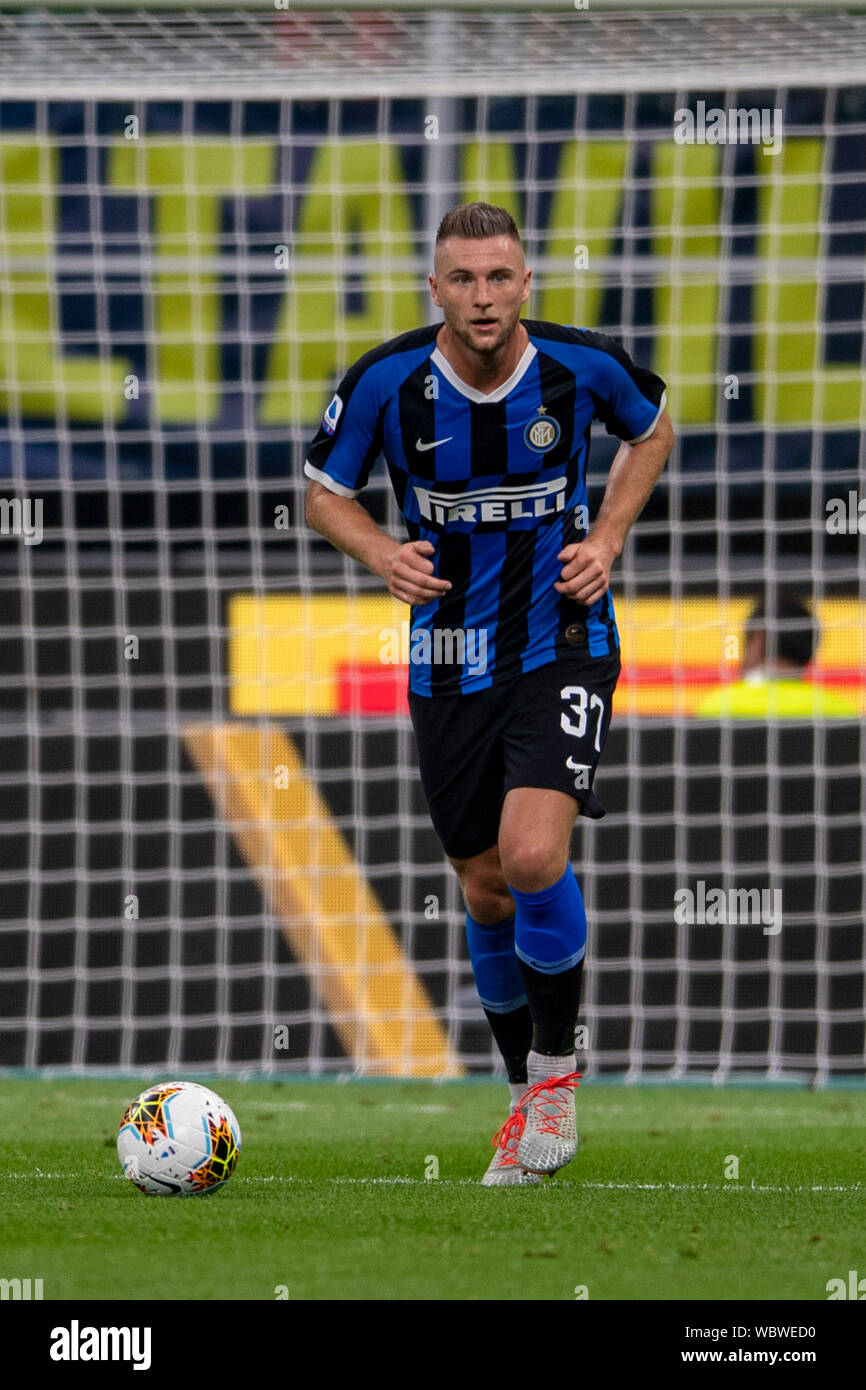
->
[510,867,587,975]
[464,911,527,1013]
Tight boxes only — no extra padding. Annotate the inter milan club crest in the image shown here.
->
[523,405,561,453]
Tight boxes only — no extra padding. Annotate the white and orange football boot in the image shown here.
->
[480,1104,546,1186]
[516,1053,582,1175]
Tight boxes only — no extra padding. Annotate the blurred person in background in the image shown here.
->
[696,592,860,718]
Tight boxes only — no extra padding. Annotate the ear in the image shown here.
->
[428,272,442,307]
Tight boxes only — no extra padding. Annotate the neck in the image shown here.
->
[436,321,528,394]
[745,662,806,681]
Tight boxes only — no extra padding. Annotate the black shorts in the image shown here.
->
[408,646,621,860]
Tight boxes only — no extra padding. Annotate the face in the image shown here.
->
[429,234,531,357]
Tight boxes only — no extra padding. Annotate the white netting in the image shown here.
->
[0,4,863,1080]
[0,7,864,96]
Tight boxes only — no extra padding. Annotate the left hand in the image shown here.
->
[554,534,619,607]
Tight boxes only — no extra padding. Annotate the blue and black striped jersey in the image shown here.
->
[305,320,666,696]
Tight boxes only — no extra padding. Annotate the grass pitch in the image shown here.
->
[1,1078,864,1301]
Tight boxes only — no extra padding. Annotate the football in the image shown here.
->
[117,1081,241,1196]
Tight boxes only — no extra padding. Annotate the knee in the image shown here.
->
[499,840,566,895]
[452,861,513,925]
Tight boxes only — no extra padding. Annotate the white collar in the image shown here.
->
[744,668,805,685]
[430,340,537,404]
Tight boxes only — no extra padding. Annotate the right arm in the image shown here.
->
[305,480,451,607]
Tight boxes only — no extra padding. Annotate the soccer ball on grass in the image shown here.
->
[117,1081,241,1196]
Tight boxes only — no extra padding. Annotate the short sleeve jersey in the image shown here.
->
[305,320,666,696]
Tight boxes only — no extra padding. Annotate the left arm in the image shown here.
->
[555,408,674,607]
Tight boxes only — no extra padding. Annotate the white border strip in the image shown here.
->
[303,461,362,499]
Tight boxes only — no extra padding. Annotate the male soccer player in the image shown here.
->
[305,203,674,1183]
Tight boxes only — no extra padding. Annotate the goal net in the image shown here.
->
[0,1,864,1082]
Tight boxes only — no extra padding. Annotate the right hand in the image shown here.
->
[381,540,452,607]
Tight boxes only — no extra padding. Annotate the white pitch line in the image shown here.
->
[577,1181,865,1193]
[6,1171,68,1179]
[238,1176,477,1186]
[235,1176,866,1193]
[11,1099,462,1115]
[381,1103,457,1113]
[225,1100,314,1111]
[5,1172,863,1194]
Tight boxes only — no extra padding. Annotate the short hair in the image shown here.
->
[746,592,819,668]
[435,202,523,250]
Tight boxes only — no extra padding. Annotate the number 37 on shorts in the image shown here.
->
[560,682,608,791]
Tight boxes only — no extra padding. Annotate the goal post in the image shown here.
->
[0,1,863,1081]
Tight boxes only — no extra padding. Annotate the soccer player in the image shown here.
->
[305,203,674,1183]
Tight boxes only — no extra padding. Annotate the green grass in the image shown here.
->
[1,1078,865,1301]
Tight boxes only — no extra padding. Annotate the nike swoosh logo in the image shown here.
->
[415,436,453,452]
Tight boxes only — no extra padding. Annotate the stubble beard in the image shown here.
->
[448,304,523,363]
